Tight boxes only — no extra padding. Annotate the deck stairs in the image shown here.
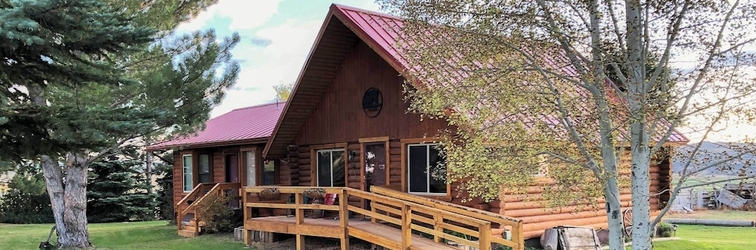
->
[175,182,241,238]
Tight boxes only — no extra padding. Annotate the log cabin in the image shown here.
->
[150,4,688,249]
[146,101,285,237]
[250,4,688,249]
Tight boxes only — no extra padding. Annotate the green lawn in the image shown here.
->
[0,221,248,250]
[665,210,756,221]
[653,225,756,250]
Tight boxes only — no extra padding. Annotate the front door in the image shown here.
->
[225,154,239,183]
[365,143,387,187]
[225,154,239,208]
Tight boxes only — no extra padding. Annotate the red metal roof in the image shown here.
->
[265,5,687,157]
[332,4,688,144]
[147,102,285,151]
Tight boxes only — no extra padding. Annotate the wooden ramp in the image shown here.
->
[246,216,456,250]
[242,186,525,250]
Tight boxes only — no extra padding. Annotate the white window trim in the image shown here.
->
[532,155,549,177]
[182,154,193,192]
[407,143,447,196]
[316,149,344,187]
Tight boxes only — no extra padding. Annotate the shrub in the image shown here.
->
[195,195,241,233]
[657,222,674,237]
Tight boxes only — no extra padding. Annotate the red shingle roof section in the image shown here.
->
[147,102,285,151]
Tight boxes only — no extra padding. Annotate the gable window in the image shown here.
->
[198,154,211,183]
[317,149,346,187]
[408,144,446,195]
[182,154,193,192]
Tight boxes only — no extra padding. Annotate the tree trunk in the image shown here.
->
[41,155,68,240]
[40,153,93,249]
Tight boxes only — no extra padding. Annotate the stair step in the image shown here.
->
[178,229,199,237]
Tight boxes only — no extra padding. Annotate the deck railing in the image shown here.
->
[176,182,241,234]
[243,186,524,250]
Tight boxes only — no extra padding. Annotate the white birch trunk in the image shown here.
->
[626,0,654,248]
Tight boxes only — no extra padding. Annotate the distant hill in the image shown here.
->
[672,141,756,176]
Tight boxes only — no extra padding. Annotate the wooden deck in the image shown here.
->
[246,216,457,250]
[241,186,525,250]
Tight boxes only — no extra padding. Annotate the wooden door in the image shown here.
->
[225,154,239,183]
[365,143,387,187]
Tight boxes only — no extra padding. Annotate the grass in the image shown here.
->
[665,210,756,221]
[653,225,756,250]
[0,221,248,250]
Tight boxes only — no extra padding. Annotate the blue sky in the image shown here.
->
[178,0,380,117]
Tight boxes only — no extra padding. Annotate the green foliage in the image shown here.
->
[87,148,157,223]
[0,164,53,224]
[154,153,175,221]
[656,222,674,238]
[0,0,240,161]
[195,195,241,233]
[273,82,294,101]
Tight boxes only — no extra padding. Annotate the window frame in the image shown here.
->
[197,153,211,183]
[309,143,348,187]
[182,154,193,192]
[315,148,346,187]
[400,137,452,198]
[406,143,447,196]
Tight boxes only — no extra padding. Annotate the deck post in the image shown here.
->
[479,222,491,250]
[514,222,524,250]
[433,214,442,243]
[401,204,411,249]
[296,234,305,250]
[340,189,349,249]
[295,192,304,225]
[242,188,248,246]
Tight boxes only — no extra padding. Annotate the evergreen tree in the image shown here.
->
[87,148,157,223]
[0,162,53,224]
[153,153,175,222]
[1,0,238,248]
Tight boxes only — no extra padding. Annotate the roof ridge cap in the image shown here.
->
[231,101,286,111]
[331,3,404,21]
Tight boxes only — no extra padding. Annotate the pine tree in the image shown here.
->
[87,148,157,223]
[1,0,238,248]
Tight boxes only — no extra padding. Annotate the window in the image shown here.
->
[198,154,211,183]
[317,149,345,187]
[182,155,193,192]
[263,160,276,185]
[244,151,256,186]
[408,144,446,195]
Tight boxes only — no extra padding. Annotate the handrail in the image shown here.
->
[243,186,524,250]
[371,186,525,249]
[176,182,217,231]
[177,182,241,233]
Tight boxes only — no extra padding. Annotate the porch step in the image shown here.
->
[178,219,206,238]
[178,229,199,237]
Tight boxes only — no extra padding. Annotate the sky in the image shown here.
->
[177,0,380,118]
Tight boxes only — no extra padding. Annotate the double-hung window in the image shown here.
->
[317,149,345,187]
[407,144,446,195]
[182,154,193,192]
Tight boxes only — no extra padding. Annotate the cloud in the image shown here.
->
[250,37,273,47]
[177,0,283,31]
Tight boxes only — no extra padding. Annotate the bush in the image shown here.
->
[657,222,674,237]
[0,190,54,224]
[195,195,241,233]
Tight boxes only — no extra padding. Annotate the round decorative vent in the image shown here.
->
[362,87,383,118]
